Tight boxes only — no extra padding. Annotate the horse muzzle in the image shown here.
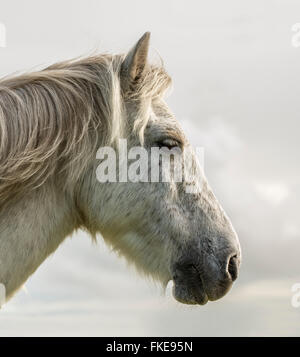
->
[171,247,241,305]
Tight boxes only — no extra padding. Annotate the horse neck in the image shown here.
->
[0,184,77,300]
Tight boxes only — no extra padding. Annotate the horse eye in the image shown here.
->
[155,138,180,149]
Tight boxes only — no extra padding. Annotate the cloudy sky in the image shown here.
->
[0,0,300,336]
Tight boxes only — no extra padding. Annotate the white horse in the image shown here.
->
[0,32,241,305]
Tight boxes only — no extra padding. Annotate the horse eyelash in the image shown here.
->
[154,138,182,149]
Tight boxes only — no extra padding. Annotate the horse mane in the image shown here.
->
[0,53,171,204]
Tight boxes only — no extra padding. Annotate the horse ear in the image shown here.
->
[121,32,150,89]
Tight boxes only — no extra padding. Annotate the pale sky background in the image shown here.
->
[0,0,300,336]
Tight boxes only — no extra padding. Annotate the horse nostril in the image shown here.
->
[227,254,239,282]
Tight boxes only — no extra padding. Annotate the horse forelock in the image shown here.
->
[0,53,171,204]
